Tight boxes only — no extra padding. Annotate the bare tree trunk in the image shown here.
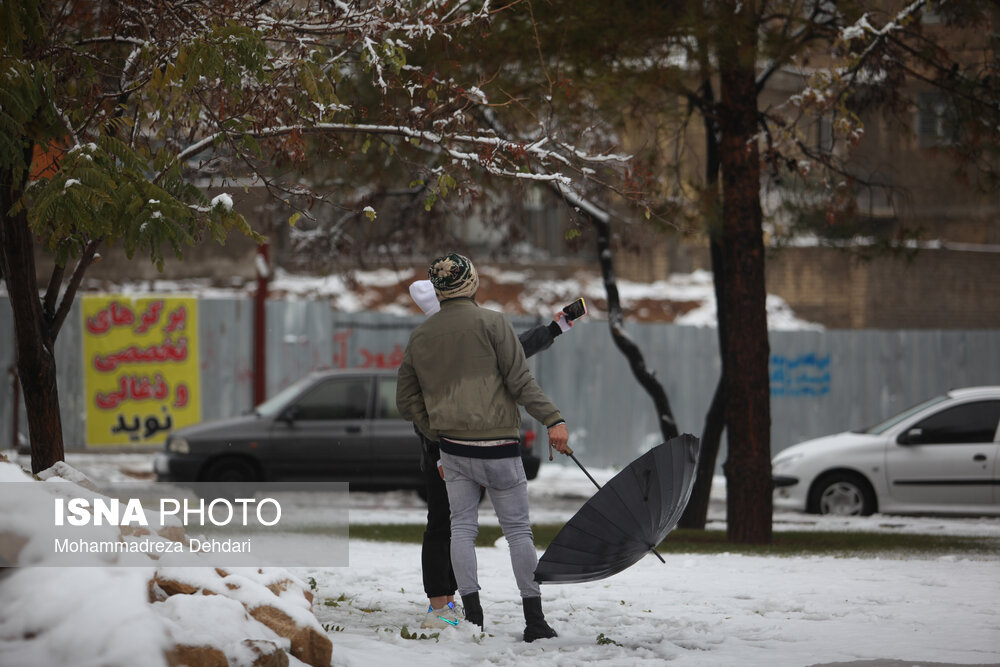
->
[679,375,724,527]
[0,159,66,473]
[680,238,728,528]
[716,10,773,544]
[680,74,727,530]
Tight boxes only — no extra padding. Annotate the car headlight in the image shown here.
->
[771,451,804,471]
[166,437,190,454]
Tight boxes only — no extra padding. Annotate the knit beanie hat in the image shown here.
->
[428,253,479,301]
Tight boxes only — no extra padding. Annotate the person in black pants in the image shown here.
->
[407,279,574,629]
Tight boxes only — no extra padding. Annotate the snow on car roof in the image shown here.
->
[946,385,1000,398]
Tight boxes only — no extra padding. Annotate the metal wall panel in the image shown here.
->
[1,299,86,450]
[2,296,998,473]
[198,296,254,421]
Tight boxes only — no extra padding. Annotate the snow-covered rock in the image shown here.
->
[0,460,331,667]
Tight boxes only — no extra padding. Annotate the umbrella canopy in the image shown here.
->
[535,433,700,584]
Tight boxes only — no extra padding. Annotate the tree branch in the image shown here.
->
[42,263,65,320]
[162,121,629,185]
[587,197,679,443]
[550,182,680,442]
[50,239,101,338]
[837,0,930,88]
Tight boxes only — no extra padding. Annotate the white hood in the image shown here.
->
[409,279,440,315]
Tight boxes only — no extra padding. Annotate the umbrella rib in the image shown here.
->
[570,450,666,564]
[539,436,700,583]
[606,477,667,563]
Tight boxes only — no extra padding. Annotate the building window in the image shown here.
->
[915,92,957,147]
[922,2,943,24]
[817,114,834,152]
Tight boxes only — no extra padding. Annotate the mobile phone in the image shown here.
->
[562,297,587,321]
[555,298,587,333]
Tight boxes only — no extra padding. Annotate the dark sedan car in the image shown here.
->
[154,369,542,494]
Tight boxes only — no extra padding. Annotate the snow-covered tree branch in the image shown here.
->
[0,0,642,473]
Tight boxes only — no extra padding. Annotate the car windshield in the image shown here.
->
[254,375,317,417]
[859,394,950,435]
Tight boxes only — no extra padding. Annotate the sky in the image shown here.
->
[1,451,998,667]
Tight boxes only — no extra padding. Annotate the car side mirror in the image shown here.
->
[898,427,922,445]
[279,406,300,424]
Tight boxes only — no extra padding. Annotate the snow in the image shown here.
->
[318,541,1000,667]
[840,15,873,42]
[255,252,272,278]
[1,451,998,666]
[211,193,234,211]
[3,265,822,330]
[481,267,821,330]
[0,567,169,667]
[157,593,287,664]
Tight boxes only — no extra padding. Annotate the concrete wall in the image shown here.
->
[765,246,1000,329]
[3,296,999,470]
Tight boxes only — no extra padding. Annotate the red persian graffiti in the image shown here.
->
[360,344,404,369]
[332,330,353,369]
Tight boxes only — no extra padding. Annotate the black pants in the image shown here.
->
[421,439,457,598]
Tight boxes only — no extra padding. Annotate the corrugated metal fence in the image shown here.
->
[2,295,999,469]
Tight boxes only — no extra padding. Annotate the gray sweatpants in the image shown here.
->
[440,452,541,598]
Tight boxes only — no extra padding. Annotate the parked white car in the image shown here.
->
[772,386,1000,516]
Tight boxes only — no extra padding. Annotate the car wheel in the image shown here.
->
[203,457,260,483]
[810,472,876,516]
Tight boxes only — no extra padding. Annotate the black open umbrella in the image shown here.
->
[534,433,700,584]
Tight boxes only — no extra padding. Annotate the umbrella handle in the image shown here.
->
[568,451,603,491]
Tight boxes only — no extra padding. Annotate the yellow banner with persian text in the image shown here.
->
[82,295,200,447]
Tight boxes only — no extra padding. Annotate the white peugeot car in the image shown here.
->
[772,386,1000,516]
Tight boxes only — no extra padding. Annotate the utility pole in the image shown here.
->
[253,243,271,406]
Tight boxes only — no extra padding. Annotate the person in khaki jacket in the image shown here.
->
[396,252,569,642]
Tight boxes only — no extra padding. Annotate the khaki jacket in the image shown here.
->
[396,298,563,442]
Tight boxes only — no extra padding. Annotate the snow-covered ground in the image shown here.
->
[2,451,998,667]
[60,265,823,329]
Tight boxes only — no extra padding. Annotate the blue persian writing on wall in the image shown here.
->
[770,353,831,397]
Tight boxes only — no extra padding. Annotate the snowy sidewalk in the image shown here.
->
[299,538,1000,667]
[3,451,999,666]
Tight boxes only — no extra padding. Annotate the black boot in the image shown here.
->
[461,592,484,630]
[522,596,557,642]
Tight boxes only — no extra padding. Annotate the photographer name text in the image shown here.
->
[53,537,252,554]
